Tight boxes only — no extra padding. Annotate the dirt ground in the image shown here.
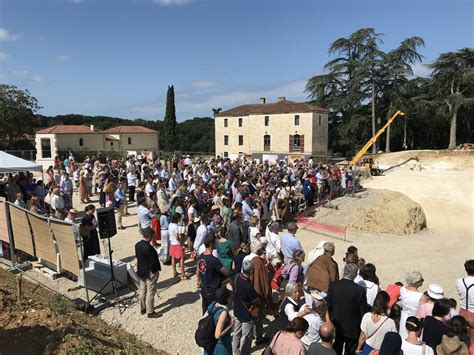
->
[6,149,473,354]
[299,151,473,301]
[311,188,427,234]
[0,267,165,355]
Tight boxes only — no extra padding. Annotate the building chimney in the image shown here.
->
[90,125,94,131]
[259,97,266,104]
[278,96,286,102]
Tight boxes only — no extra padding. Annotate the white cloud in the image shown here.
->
[0,52,8,62]
[412,63,431,78]
[58,55,71,64]
[191,80,217,89]
[128,78,308,119]
[9,68,28,76]
[153,0,192,5]
[0,27,18,42]
[30,75,49,83]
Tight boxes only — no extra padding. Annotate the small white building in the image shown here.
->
[35,125,159,169]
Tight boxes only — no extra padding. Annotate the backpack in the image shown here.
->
[195,303,221,351]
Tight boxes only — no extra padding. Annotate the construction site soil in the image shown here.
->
[0,267,166,355]
[313,189,427,235]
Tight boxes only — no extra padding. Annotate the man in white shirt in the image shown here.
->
[137,197,155,233]
[168,174,177,193]
[456,259,474,339]
[194,216,209,255]
[145,178,155,197]
[50,187,66,220]
[60,173,74,209]
[301,291,328,349]
[127,169,137,202]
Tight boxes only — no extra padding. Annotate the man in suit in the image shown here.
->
[327,263,367,355]
[135,227,161,318]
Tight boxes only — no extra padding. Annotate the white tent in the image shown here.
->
[0,151,43,173]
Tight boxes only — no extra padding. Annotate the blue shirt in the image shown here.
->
[114,188,125,203]
[242,200,253,222]
[281,233,303,260]
[137,205,154,229]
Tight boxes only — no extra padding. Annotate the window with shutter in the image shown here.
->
[300,134,305,152]
[289,135,294,153]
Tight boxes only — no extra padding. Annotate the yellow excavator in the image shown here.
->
[350,110,405,166]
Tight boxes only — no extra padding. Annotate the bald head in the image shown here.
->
[319,322,335,343]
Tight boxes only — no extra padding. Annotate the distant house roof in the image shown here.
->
[215,100,328,117]
[36,125,102,134]
[104,126,158,134]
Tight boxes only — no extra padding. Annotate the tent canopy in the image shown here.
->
[0,151,43,173]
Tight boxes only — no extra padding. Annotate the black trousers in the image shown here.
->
[128,186,135,202]
[333,327,358,355]
[200,287,217,314]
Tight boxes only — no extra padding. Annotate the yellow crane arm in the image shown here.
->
[350,110,405,165]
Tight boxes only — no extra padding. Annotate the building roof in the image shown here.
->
[36,125,102,134]
[104,126,158,134]
[215,100,328,117]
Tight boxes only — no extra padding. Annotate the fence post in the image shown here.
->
[5,202,16,267]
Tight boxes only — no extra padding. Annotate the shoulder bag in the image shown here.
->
[366,316,390,355]
[262,331,282,355]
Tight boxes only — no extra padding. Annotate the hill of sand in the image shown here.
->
[313,189,427,235]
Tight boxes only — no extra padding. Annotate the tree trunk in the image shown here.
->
[448,107,457,149]
[385,125,391,153]
[371,80,376,153]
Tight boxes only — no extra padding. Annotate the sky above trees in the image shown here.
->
[0,0,472,121]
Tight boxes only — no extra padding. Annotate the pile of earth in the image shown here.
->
[0,267,166,355]
[313,188,427,235]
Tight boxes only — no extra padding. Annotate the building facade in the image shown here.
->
[215,97,328,161]
[35,125,159,169]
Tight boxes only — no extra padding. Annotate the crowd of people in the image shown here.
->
[0,152,472,355]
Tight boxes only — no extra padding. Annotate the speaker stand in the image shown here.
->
[88,236,136,308]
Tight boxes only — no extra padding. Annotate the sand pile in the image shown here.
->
[314,189,427,235]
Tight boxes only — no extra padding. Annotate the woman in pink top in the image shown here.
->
[415,284,444,319]
[269,317,309,355]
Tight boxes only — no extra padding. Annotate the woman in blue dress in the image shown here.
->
[203,287,234,355]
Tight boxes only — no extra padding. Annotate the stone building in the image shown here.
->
[214,97,328,161]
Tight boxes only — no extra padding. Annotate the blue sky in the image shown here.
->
[0,0,472,121]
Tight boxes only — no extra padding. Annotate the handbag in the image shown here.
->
[243,299,260,319]
[262,331,282,355]
[79,224,90,239]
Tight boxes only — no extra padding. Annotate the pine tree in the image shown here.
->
[162,85,177,151]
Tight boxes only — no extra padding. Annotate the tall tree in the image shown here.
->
[429,48,474,149]
[381,36,425,152]
[162,85,177,151]
[306,28,383,151]
[353,30,384,153]
[0,84,42,149]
